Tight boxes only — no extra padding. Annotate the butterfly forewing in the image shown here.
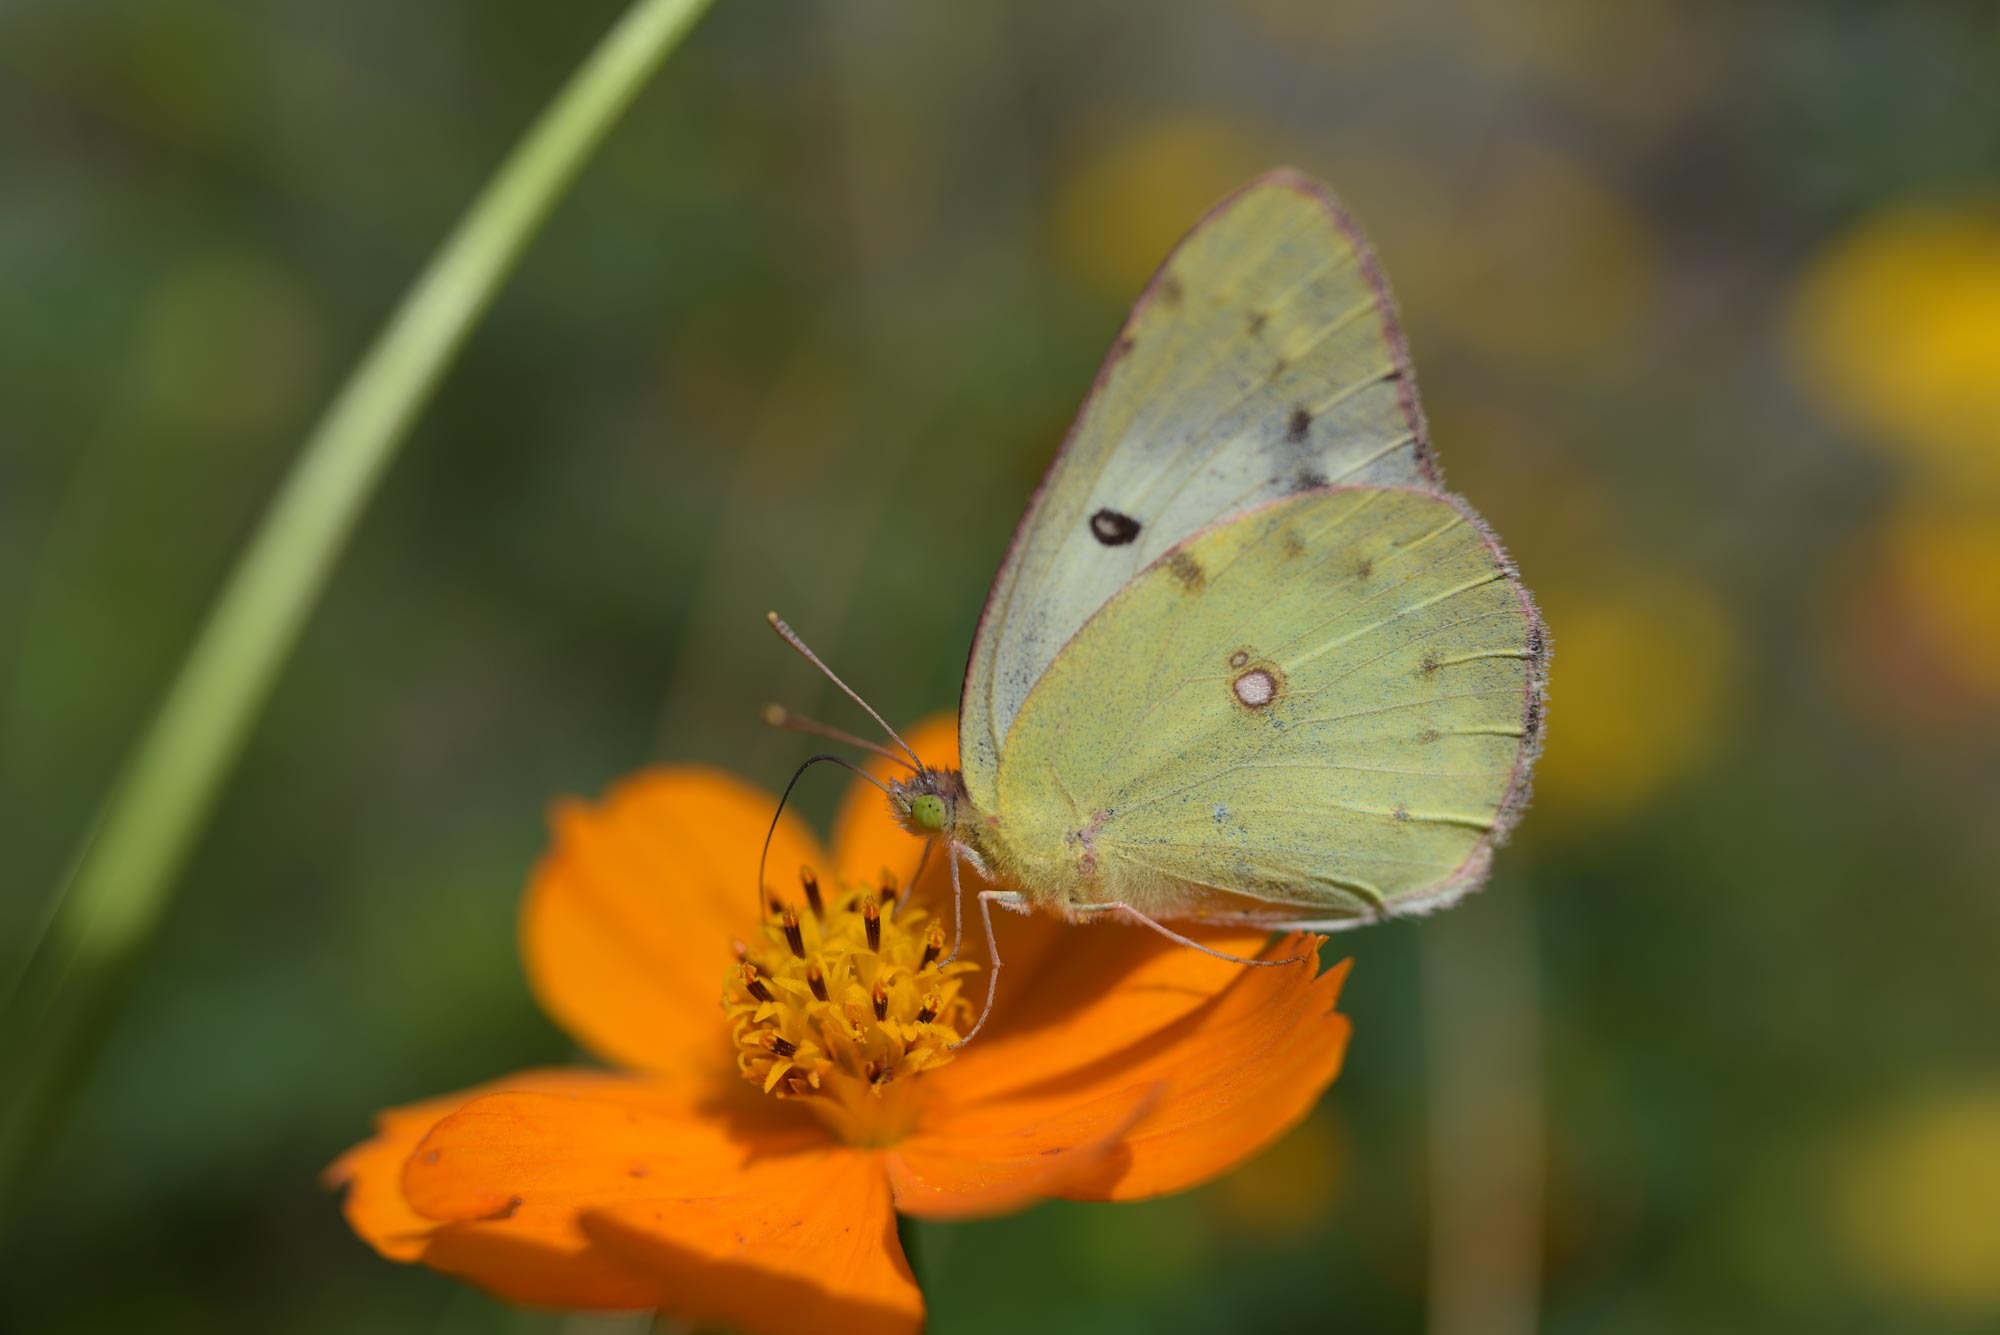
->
[960,170,1437,805]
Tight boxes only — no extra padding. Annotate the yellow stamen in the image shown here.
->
[723,865,976,1145]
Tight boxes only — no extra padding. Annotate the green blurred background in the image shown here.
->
[4,1,1999,1331]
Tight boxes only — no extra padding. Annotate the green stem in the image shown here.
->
[0,0,719,1226]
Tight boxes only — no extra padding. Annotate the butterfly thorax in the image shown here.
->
[892,764,1117,917]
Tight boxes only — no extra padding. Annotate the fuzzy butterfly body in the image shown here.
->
[884,168,1547,935]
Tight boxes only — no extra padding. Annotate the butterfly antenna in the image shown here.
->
[757,752,894,922]
[766,612,923,769]
[761,703,915,770]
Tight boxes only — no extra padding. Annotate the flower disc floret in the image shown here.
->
[726,866,975,1145]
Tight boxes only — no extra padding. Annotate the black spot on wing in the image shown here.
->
[1089,508,1142,545]
[1286,407,1312,443]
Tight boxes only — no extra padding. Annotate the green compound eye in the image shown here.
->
[909,794,947,832]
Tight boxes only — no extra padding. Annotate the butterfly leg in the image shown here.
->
[1080,902,1316,968]
[949,888,1030,1050]
[941,837,966,967]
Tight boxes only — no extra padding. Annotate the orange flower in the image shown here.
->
[329,717,1351,1333]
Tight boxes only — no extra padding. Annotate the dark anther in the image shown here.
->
[741,964,773,1004]
[800,865,824,918]
[761,1032,798,1059]
[767,896,786,919]
[877,867,898,909]
[920,923,943,970]
[807,963,829,1002]
[871,981,889,1021]
[864,899,881,952]
[915,993,940,1025]
[864,1059,888,1086]
[781,907,805,959]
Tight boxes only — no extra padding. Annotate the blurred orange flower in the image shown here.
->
[328,717,1350,1333]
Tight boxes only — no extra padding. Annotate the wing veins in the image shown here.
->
[1285,606,1525,703]
[1107,849,1388,912]
[1110,758,1507,818]
[1288,571,1507,671]
[1293,685,1520,726]
[1113,835,1458,870]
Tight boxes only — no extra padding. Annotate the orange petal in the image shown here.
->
[884,1080,1160,1220]
[326,1069,648,1267]
[830,714,957,899]
[939,937,1352,1202]
[935,919,1275,1103]
[1081,940,1350,1200]
[582,1146,923,1335]
[400,1085,828,1311]
[521,767,824,1075]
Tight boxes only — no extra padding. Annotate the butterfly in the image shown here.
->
[768,168,1548,1041]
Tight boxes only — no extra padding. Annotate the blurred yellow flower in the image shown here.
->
[1789,204,2000,486]
[1418,144,1655,372]
[1051,116,1282,297]
[1838,1088,2000,1312]
[1313,138,1656,374]
[1531,571,1735,827]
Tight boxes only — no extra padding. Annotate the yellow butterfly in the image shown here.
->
[770,168,1547,1040]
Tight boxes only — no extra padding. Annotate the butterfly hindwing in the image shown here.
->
[986,485,1546,926]
[960,170,1437,808]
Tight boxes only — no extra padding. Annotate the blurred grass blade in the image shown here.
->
[0,0,719,1223]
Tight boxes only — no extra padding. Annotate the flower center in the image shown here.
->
[724,865,975,1145]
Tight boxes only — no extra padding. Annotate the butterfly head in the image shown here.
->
[889,766,966,840]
